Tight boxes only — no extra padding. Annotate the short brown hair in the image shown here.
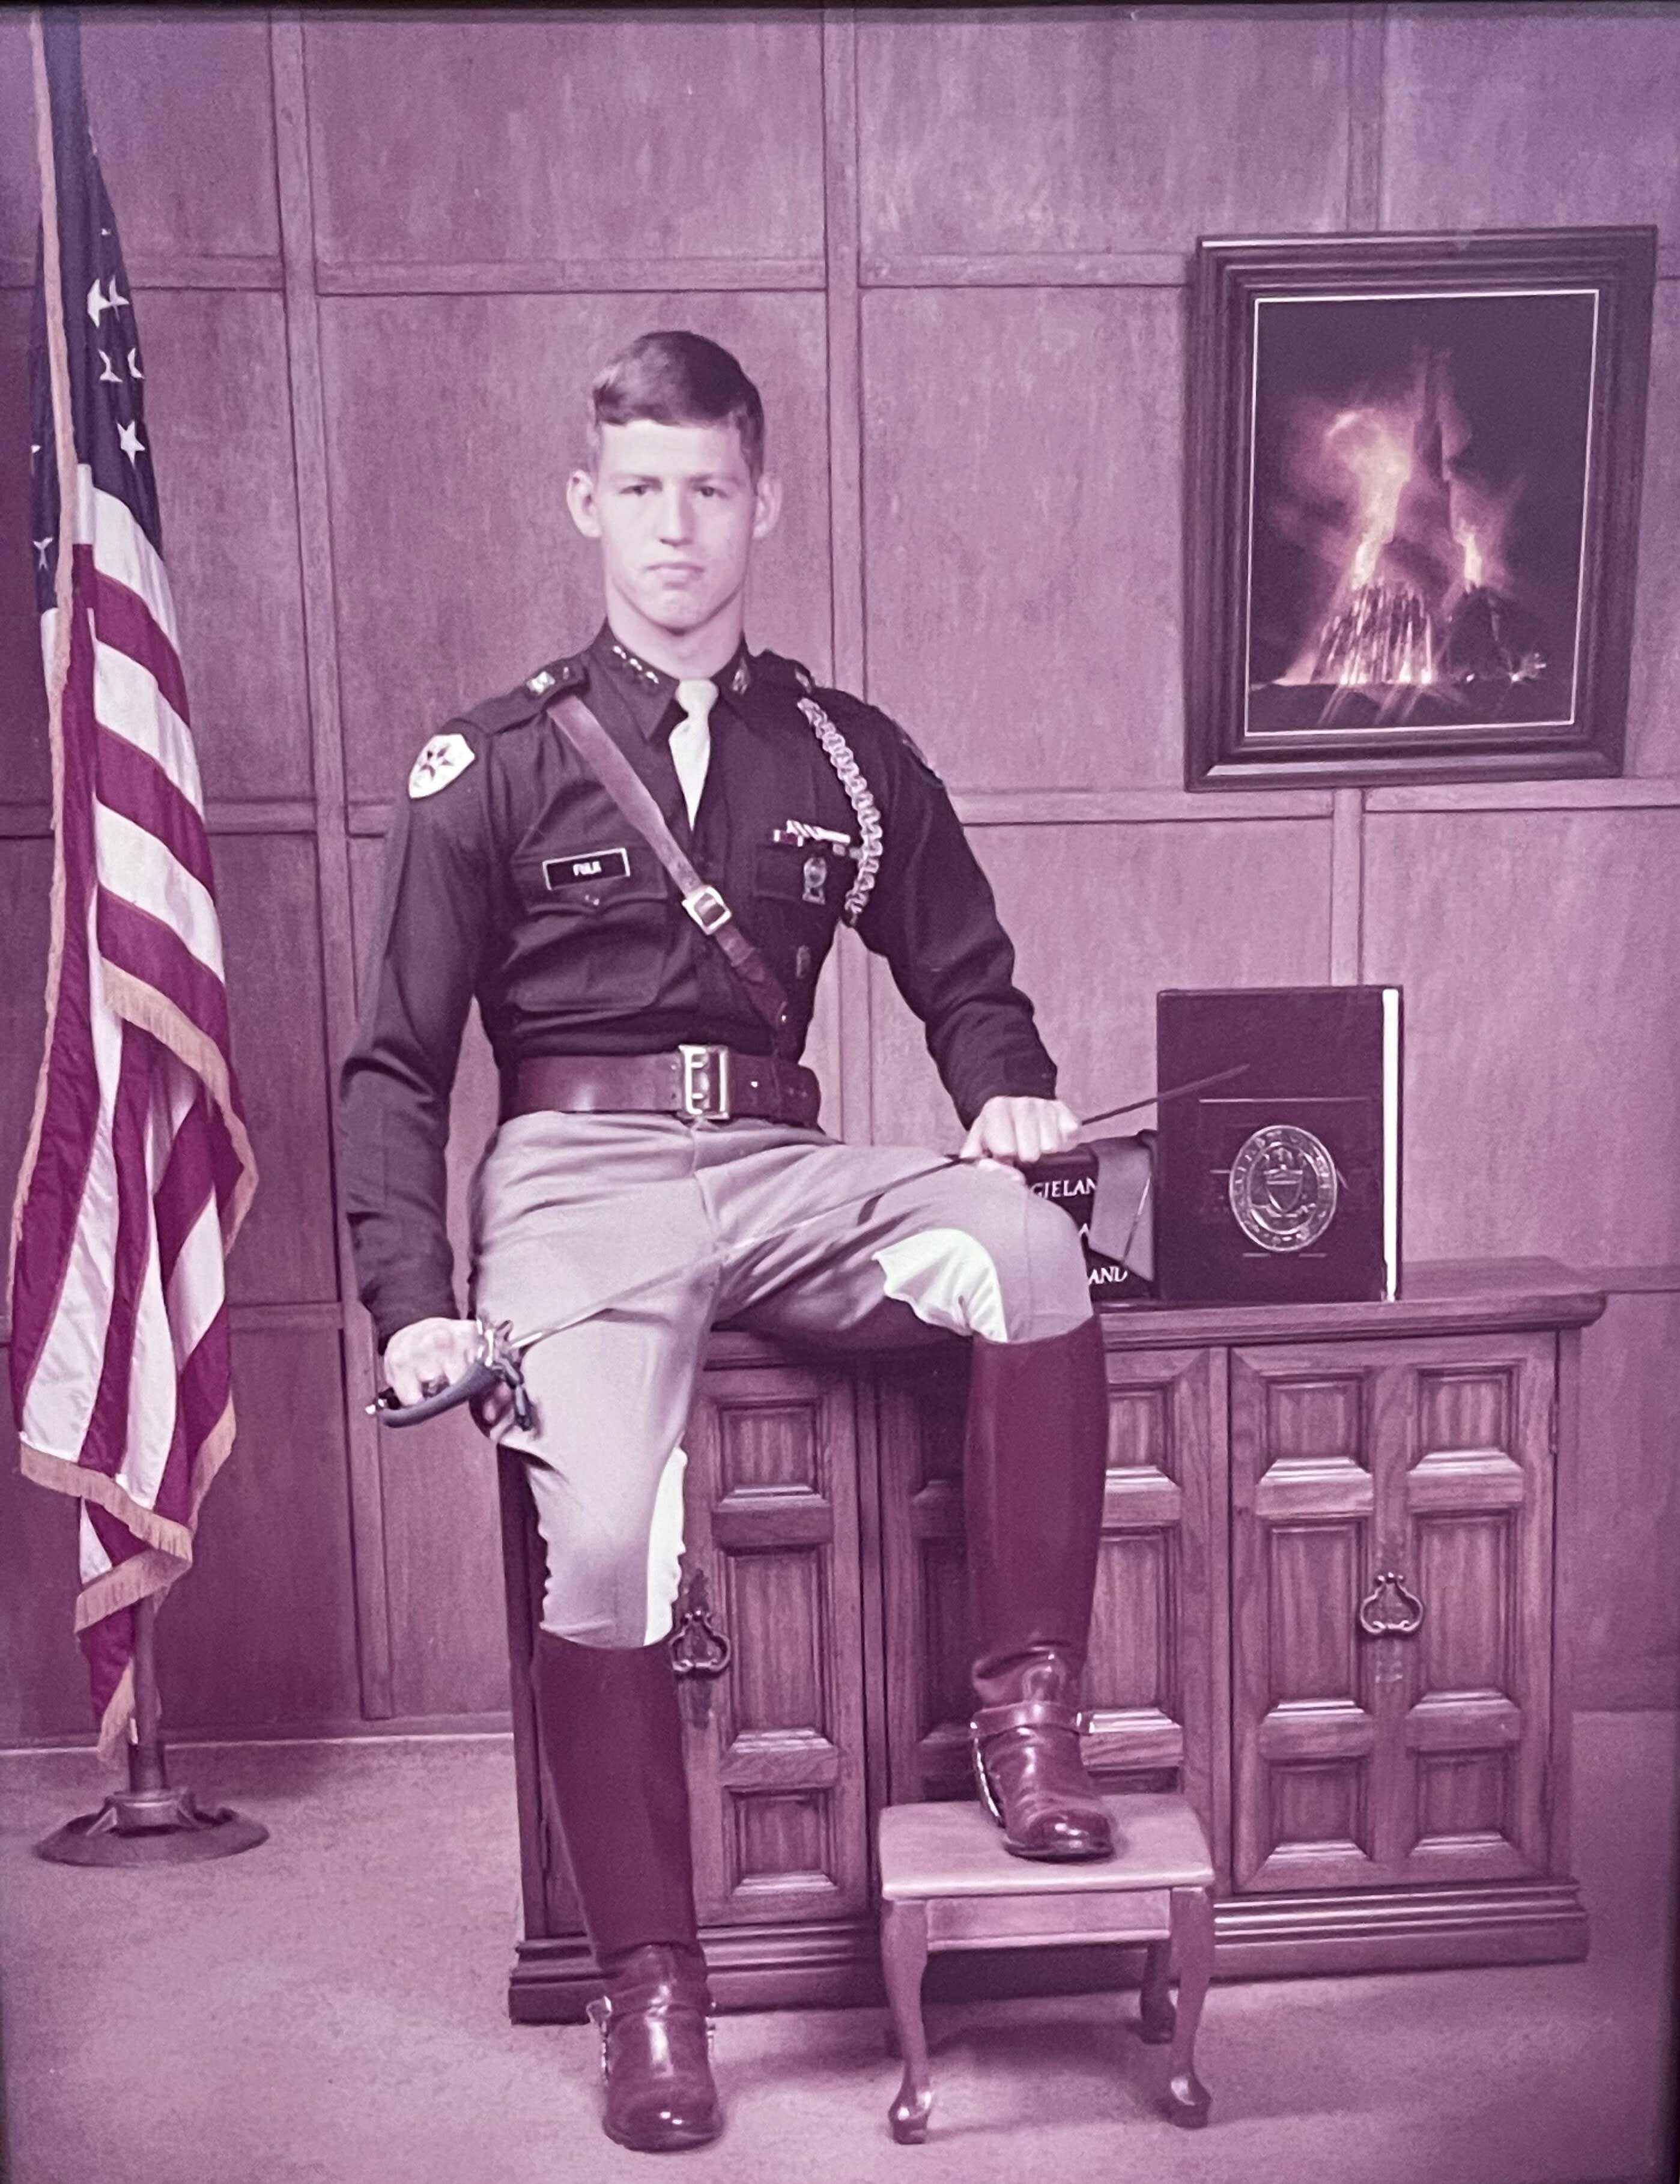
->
[588,330,766,480]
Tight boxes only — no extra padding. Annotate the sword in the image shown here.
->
[369,1062,1248,1426]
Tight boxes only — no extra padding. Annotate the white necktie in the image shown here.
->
[670,679,717,825]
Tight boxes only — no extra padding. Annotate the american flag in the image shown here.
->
[8,14,256,1759]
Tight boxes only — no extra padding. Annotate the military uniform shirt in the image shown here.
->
[339,625,1058,1348]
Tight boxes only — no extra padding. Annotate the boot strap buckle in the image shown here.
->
[968,1708,1089,1828]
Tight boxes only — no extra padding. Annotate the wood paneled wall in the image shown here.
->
[2,8,1676,1743]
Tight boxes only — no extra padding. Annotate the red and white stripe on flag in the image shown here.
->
[9,14,256,1759]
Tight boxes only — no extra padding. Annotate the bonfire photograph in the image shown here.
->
[1186,228,1654,787]
[1245,287,1597,736]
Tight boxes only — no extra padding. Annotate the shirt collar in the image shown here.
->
[586,622,753,741]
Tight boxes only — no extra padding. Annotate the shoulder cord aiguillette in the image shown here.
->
[798,695,882,925]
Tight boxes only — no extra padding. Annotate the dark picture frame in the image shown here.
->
[1185,228,1656,790]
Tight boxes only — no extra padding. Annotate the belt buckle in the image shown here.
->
[679,1044,731,1121]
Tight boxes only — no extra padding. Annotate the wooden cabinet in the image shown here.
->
[500,1260,1601,2021]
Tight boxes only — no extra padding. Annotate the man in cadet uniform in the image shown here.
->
[340,332,1114,2154]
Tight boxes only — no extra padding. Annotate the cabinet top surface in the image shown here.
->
[1096,1257,1607,1349]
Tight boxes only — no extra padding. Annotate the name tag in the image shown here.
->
[543,846,630,890]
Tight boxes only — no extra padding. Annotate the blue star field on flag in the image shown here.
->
[30,10,160,618]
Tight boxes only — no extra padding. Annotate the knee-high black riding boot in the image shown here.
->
[531,1632,723,2152]
[965,1314,1116,1860]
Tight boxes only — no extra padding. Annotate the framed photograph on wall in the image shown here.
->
[1185,227,1655,789]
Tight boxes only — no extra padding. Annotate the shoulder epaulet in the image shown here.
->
[751,649,937,773]
[750,648,817,696]
[456,653,587,736]
[885,718,942,779]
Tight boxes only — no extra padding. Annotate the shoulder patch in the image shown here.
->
[408,732,477,799]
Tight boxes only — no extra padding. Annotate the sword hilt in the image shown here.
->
[369,1320,533,1431]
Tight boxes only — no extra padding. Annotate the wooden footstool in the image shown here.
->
[877,1791,1215,2143]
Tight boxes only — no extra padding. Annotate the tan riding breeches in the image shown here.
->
[470,1112,1091,1649]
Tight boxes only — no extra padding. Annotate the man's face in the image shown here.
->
[567,417,780,640]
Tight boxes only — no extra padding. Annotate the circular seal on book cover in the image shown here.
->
[1228,1125,1338,1252]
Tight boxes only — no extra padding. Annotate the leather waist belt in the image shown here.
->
[502,1048,821,1129]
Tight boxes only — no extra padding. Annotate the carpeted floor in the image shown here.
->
[0,1712,1673,2184]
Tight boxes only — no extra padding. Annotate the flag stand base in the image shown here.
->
[34,1597,267,1865]
[35,1785,268,1866]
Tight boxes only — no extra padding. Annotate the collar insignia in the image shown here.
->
[610,640,664,688]
[608,640,750,696]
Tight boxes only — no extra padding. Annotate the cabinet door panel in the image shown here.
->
[680,1365,869,1926]
[1232,1347,1381,1890]
[1232,1334,1554,1894]
[1396,1344,1554,1881]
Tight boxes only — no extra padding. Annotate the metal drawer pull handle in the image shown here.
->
[669,1568,732,1679]
[1357,1570,1425,1637]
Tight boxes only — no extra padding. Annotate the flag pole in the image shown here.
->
[129,1594,168,1794]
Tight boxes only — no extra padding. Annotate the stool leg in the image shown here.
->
[1164,1886,1213,2129]
[882,1899,933,2143]
[1138,1940,1175,2044]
